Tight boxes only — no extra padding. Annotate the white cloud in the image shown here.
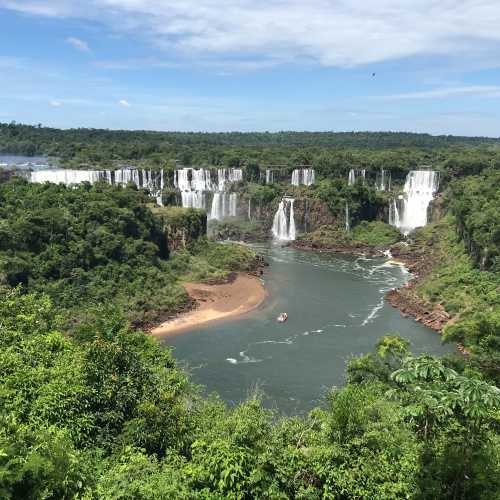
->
[118,99,131,107]
[2,1,500,69]
[66,36,90,53]
[378,85,500,100]
[50,99,62,106]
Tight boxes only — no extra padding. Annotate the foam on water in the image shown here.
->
[361,298,385,326]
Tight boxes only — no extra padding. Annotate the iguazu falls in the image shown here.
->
[2,2,500,496]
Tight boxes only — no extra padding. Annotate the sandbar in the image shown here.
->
[151,273,266,337]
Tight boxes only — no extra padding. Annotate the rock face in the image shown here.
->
[153,206,207,252]
[386,288,450,332]
[244,196,337,234]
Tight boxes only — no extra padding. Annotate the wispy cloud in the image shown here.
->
[377,86,500,100]
[66,36,90,53]
[118,99,131,107]
[49,99,62,107]
[2,1,500,69]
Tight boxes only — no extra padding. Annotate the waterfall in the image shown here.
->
[390,170,439,235]
[182,191,205,209]
[288,199,296,240]
[345,203,350,232]
[361,169,366,183]
[291,168,315,186]
[229,193,238,217]
[207,170,241,220]
[30,167,165,205]
[389,198,400,227]
[266,169,274,184]
[303,168,315,186]
[247,199,252,220]
[272,198,296,241]
[348,169,355,186]
[376,169,391,191]
[210,192,222,220]
[30,169,101,184]
[174,167,242,213]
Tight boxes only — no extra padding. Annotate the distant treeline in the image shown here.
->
[2,122,500,173]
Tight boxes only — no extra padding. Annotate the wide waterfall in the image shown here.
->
[182,191,205,209]
[30,169,103,184]
[272,198,296,241]
[174,167,242,215]
[291,168,315,186]
[209,192,238,220]
[390,170,439,235]
[30,168,165,204]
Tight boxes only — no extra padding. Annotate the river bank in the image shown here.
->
[385,241,451,332]
[150,272,267,337]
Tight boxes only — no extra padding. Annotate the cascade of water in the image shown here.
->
[266,169,274,184]
[228,168,243,183]
[229,193,238,217]
[345,203,350,232]
[30,169,101,184]
[288,198,296,240]
[291,168,315,186]
[376,169,391,191]
[182,191,205,209]
[361,169,366,182]
[271,198,296,241]
[348,169,355,186]
[272,201,289,240]
[209,192,222,220]
[248,199,252,220]
[303,168,315,186]
[388,198,400,227]
[30,167,165,206]
[391,170,439,235]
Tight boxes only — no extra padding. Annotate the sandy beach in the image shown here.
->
[151,273,266,337]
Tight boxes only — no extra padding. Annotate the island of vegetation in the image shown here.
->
[0,124,499,499]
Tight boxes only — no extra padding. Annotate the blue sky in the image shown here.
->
[1,0,500,136]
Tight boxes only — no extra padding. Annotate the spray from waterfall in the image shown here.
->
[390,170,439,235]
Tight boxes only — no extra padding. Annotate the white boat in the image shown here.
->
[277,312,288,323]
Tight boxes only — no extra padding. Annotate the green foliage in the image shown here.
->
[297,220,400,251]
[0,180,256,327]
[446,168,500,270]
[210,218,270,242]
[351,220,402,246]
[1,288,499,499]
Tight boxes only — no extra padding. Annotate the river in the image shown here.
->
[165,244,452,414]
